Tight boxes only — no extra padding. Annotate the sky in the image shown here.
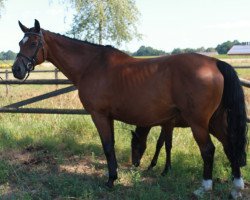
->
[0,0,250,53]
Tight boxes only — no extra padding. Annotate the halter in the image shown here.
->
[17,31,45,79]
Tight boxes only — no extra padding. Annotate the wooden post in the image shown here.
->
[55,68,58,89]
[5,70,9,96]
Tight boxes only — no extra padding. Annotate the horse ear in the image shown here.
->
[34,19,40,33]
[18,21,28,33]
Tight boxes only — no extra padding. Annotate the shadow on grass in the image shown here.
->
[0,125,249,199]
[1,147,247,200]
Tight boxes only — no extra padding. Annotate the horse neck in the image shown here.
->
[43,30,102,86]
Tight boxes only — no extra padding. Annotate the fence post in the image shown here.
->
[55,68,58,89]
[5,69,9,96]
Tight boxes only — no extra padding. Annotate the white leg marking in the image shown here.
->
[193,179,213,197]
[230,177,244,199]
[202,179,213,191]
[233,177,244,190]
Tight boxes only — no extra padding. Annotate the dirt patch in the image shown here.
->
[59,155,106,177]
[0,145,56,167]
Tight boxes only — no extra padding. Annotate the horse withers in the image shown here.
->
[12,20,247,199]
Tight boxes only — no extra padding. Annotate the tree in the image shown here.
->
[205,47,216,52]
[0,0,5,18]
[133,46,167,56]
[64,0,141,46]
[0,50,17,60]
[216,40,240,54]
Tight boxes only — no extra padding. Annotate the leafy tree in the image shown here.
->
[205,47,216,52]
[0,50,17,60]
[183,48,196,53]
[171,46,218,55]
[0,0,5,18]
[171,48,183,55]
[64,0,141,46]
[133,46,167,56]
[216,40,240,54]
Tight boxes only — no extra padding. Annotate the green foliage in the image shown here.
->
[0,0,5,18]
[0,50,17,60]
[65,0,141,46]
[171,47,217,55]
[0,161,9,184]
[0,112,248,199]
[133,45,168,56]
[216,40,240,54]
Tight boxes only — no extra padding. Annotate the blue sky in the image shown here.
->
[0,0,250,53]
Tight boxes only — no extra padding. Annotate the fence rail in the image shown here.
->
[0,79,71,85]
[0,69,250,122]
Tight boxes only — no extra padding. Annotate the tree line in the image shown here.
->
[0,50,17,60]
[0,40,245,60]
[132,40,244,56]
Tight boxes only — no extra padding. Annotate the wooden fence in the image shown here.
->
[0,69,88,115]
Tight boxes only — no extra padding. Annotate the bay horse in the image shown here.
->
[12,20,247,198]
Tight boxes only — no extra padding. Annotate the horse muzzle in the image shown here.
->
[12,63,27,80]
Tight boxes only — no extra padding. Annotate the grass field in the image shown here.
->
[0,59,249,199]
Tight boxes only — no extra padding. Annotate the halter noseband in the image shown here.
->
[17,32,45,73]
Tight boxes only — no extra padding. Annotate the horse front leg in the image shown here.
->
[91,113,117,188]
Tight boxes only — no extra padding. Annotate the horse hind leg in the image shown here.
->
[210,119,244,199]
[190,123,215,197]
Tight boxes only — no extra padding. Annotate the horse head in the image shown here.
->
[131,130,147,167]
[12,19,47,80]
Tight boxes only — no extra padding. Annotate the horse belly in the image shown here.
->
[111,99,177,126]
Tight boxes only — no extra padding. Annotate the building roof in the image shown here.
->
[227,45,250,55]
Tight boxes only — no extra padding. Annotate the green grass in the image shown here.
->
[0,85,249,199]
[214,55,250,59]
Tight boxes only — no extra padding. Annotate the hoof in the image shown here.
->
[133,162,140,167]
[161,170,168,176]
[193,180,213,198]
[193,187,206,198]
[230,177,244,199]
[105,180,114,188]
[161,167,171,176]
[230,189,243,200]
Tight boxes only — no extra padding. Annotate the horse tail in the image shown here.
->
[216,60,248,167]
